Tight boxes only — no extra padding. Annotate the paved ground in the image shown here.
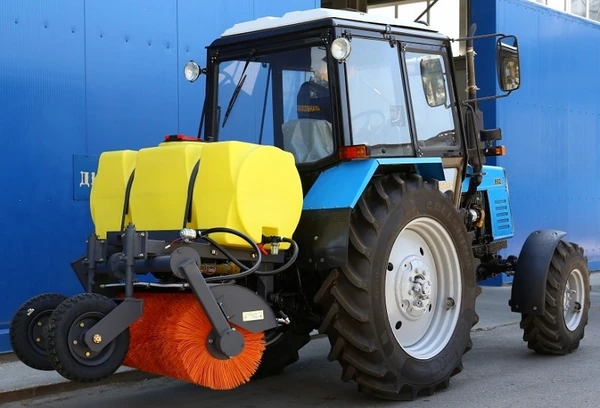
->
[3,276,600,407]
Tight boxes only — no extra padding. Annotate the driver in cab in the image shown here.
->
[296,48,331,121]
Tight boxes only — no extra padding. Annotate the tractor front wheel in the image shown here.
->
[315,173,479,400]
[520,241,590,354]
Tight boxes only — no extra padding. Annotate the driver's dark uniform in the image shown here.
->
[296,80,331,121]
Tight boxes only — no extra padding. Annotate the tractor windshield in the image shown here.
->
[214,44,335,165]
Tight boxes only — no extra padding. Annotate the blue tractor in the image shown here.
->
[9,8,590,401]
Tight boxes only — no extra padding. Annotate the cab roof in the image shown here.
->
[219,7,441,38]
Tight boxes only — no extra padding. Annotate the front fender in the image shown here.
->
[509,229,567,315]
[294,158,445,270]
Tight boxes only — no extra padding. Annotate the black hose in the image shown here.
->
[197,227,263,282]
[190,227,298,281]
[254,237,299,276]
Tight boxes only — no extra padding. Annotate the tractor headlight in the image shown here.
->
[331,38,351,61]
[184,61,201,82]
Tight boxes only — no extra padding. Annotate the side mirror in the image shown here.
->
[496,35,520,92]
[419,56,448,107]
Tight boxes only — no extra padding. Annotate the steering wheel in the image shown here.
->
[419,130,457,147]
[351,110,387,141]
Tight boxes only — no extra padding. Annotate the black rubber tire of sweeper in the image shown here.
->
[46,293,130,383]
[314,173,480,400]
[519,240,590,355]
[9,293,68,371]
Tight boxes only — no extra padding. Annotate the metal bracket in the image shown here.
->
[171,246,245,358]
[85,234,107,292]
[121,224,148,261]
[84,297,143,353]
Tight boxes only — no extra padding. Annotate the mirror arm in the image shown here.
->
[451,33,508,42]
[462,90,512,105]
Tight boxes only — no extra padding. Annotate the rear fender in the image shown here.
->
[294,158,445,270]
[509,229,566,315]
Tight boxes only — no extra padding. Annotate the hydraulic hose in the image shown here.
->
[196,227,263,282]
[183,227,298,281]
[254,237,299,276]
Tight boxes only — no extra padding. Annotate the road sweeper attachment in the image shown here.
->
[9,138,305,390]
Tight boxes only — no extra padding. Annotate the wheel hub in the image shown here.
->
[67,313,115,366]
[563,268,585,332]
[397,259,433,319]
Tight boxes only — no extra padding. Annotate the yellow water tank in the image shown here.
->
[90,150,138,239]
[192,141,303,249]
[128,141,204,231]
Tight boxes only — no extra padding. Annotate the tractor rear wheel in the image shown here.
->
[315,173,479,400]
[9,293,68,371]
[519,241,590,354]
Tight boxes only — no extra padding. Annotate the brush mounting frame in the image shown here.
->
[71,224,282,358]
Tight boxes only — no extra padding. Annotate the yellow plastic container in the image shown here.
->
[90,150,137,239]
[128,141,204,231]
[192,141,303,249]
[89,140,303,252]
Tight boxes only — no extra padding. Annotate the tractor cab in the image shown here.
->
[184,8,520,199]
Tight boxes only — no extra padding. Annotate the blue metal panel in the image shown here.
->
[84,0,179,154]
[376,157,445,181]
[472,0,600,267]
[462,165,514,240]
[0,327,8,354]
[0,0,319,353]
[73,154,100,201]
[303,160,379,210]
[0,1,91,352]
[303,157,444,210]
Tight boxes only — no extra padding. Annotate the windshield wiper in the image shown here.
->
[221,54,253,128]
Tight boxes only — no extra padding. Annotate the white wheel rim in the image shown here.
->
[384,216,462,360]
[563,268,585,332]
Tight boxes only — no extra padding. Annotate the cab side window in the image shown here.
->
[404,51,457,149]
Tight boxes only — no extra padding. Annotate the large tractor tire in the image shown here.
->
[519,241,590,355]
[315,173,480,400]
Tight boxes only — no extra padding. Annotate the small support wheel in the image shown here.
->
[46,293,130,382]
[9,293,68,370]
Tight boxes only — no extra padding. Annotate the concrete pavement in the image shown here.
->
[2,272,599,405]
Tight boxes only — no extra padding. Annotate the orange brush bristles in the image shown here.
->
[123,292,266,390]
[121,292,175,377]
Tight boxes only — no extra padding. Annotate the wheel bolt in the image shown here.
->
[85,352,91,357]
[36,338,41,343]
[79,322,85,328]
[37,321,42,327]
[447,297,456,309]
[73,340,78,345]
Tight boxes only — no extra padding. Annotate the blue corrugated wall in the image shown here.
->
[0,0,318,353]
[471,0,600,271]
